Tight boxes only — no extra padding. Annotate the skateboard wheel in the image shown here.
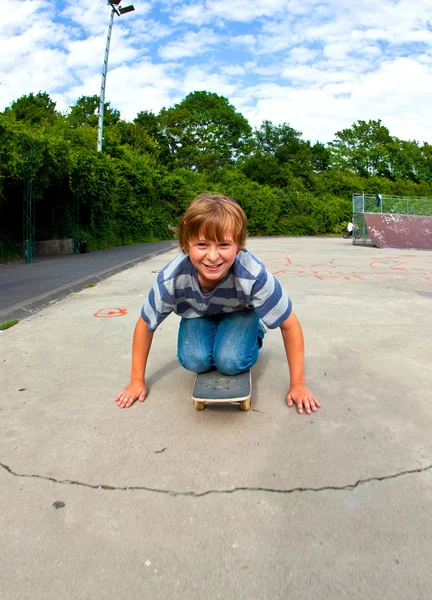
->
[193,400,205,411]
[239,398,251,411]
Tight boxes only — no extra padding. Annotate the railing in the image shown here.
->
[353,193,432,217]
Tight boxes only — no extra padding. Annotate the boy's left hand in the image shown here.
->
[286,384,321,414]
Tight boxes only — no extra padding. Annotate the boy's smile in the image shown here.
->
[188,238,239,292]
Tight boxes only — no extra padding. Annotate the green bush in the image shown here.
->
[0,237,21,261]
[332,221,349,234]
[208,169,282,235]
[273,215,318,236]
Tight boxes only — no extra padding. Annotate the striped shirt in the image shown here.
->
[141,249,292,332]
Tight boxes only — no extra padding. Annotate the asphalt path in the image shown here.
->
[0,241,175,323]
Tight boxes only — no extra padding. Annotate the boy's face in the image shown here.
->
[188,233,239,291]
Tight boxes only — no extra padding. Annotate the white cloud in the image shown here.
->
[65,36,107,70]
[0,0,49,35]
[0,21,66,70]
[129,19,172,43]
[98,61,178,118]
[242,56,432,143]
[231,35,256,50]
[288,47,319,64]
[221,65,246,76]
[60,0,110,37]
[1,0,432,144]
[281,65,355,85]
[253,65,284,77]
[171,0,287,25]
[170,3,207,26]
[181,66,238,99]
[323,42,353,61]
[6,49,74,96]
[159,29,220,60]
[60,0,150,36]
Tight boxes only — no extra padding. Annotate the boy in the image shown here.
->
[116,194,320,415]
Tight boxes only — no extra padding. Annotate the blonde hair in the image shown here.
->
[173,193,247,253]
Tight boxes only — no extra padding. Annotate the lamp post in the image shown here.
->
[97,0,135,152]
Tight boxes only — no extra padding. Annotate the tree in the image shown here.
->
[385,138,426,182]
[419,143,432,183]
[328,119,393,177]
[253,120,313,180]
[112,121,158,156]
[134,110,160,138]
[3,92,58,125]
[158,91,252,171]
[310,142,331,173]
[134,110,171,162]
[67,95,120,128]
[255,120,303,156]
[240,153,288,187]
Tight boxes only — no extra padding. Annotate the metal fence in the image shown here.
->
[352,193,432,245]
[353,193,432,216]
[351,213,370,245]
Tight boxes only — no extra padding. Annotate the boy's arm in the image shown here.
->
[115,316,154,409]
[279,311,321,414]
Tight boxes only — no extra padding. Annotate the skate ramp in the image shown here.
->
[364,213,432,249]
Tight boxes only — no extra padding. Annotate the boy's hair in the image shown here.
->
[173,193,247,252]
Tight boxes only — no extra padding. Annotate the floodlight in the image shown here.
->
[119,5,135,14]
[97,0,136,152]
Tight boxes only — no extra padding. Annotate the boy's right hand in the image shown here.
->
[115,379,148,409]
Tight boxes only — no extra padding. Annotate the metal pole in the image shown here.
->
[23,147,36,263]
[97,7,115,153]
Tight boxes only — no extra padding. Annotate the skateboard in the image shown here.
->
[192,370,251,411]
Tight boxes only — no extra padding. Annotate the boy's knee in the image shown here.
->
[214,350,249,376]
[216,363,244,376]
[178,351,212,373]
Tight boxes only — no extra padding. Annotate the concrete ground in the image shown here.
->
[1,237,431,600]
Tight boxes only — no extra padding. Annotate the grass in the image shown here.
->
[0,319,19,331]
[85,283,96,288]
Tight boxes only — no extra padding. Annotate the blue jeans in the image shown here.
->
[177,310,264,376]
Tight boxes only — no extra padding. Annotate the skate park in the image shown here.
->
[352,192,432,250]
[1,233,431,600]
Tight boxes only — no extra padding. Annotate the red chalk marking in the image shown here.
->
[264,257,291,264]
[265,256,430,281]
[94,308,127,318]
[311,258,337,269]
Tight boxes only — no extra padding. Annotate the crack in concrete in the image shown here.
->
[1,461,431,497]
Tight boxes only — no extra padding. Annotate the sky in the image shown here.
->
[1,0,432,144]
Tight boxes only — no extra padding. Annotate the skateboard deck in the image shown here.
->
[192,370,251,411]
